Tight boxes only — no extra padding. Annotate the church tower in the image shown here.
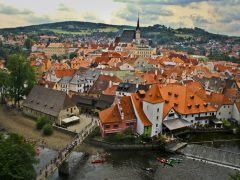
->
[135,13,140,40]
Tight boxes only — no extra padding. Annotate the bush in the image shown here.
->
[222,119,231,128]
[42,123,53,136]
[36,116,49,130]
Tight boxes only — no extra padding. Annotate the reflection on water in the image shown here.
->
[49,150,236,180]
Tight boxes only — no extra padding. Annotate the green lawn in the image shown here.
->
[41,27,119,35]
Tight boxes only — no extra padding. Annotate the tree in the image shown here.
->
[229,171,240,180]
[0,70,10,103]
[0,134,37,180]
[7,54,36,107]
[42,123,53,136]
[36,116,49,130]
[69,52,78,59]
[24,38,32,50]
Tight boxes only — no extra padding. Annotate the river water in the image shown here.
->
[42,149,238,180]
[35,132,240,180]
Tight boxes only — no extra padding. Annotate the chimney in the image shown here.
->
[109,80,113,88]
[155,69,158,76]
[121,112,124,120]
[136,83,139,89]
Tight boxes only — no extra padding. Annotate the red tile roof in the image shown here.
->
[131,93,152,126]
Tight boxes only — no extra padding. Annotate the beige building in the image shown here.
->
[22,85,79,125]
[43,43,67,58]
[131,45,156,57]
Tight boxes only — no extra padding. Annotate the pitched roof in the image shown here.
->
[22,86,75,117]
[120,30,136,43]
[103,85,118,96]
[54,69,75,78]
[208,92,232,107]
[98,74,122,83]
[131,93,152,126]
[99,104,121,124]
[159,84,217,115]
[143,84,164,104]
[99,96,136,124]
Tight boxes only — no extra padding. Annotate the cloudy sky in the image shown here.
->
[0,0,239,36]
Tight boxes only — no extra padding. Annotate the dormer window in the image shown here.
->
[204,103,208,107]
[174,103,178,107]
[187,104,192,109]
[165,100,169,103]
[195,104,200,108]
[168,92,172,96]
[149,93,152,97]
[174,93,178,97]
[190,95,194,99]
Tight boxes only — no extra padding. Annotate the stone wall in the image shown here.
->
[88,139,163,150]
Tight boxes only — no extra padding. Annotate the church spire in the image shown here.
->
[136,12,140,31]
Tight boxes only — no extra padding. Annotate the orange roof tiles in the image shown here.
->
[98,74,122,83]
[159,84,217,115]
[103,85,118,96]
[54,69,75,78]
[121,96,136,121]
[208,92,232,106]
[143,84,164,104]
[99,96,136,124]
[99,104,121,124]
[131,93,152,126]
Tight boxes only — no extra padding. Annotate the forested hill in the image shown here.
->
[0,21,237,45]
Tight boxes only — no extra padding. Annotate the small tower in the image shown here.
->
[135,13,140,40]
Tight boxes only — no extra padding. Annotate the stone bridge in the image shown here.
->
[36,119,98,180]
[178,144,240,169]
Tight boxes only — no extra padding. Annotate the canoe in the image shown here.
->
[156,157,173,167]
[156,157,165,163]
[91,159,105,164]
[169,157,183,163]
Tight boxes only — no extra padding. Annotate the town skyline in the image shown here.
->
[0,0,240,36]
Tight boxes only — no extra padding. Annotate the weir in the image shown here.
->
[178,144,240,168]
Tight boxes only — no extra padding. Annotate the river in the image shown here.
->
[34,148,238,180]
[33,132,240,180]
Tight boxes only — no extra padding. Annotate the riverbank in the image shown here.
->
[0,105,73,150]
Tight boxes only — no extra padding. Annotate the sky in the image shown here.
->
[0,0,239,36]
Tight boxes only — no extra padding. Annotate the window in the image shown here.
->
[192,114,194,117]
[219,112,221,115]
[155,131,157,134]
[169,113,174,117]
[156,124,158,127]
[157,116,159,120]
[185,115,188,118]
[105,125,110,129]
[205,120,208,123]
[157,108,159,112]
[114,124,119,128]
[191,120,193,123]
[205,113,207,115]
